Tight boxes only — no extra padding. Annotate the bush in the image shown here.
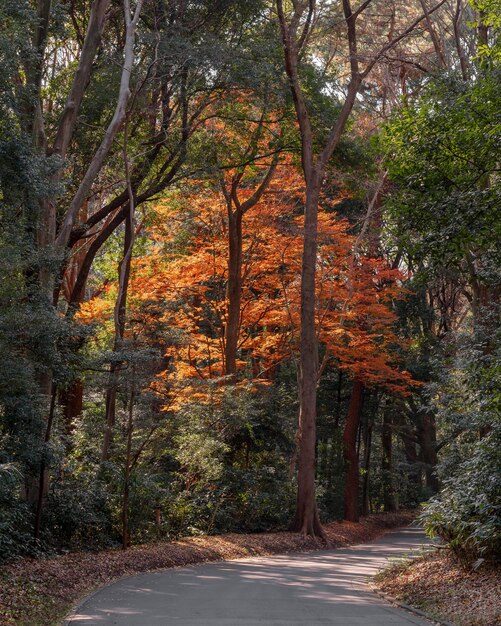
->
[421,428,501,566]
[0,463,36,563]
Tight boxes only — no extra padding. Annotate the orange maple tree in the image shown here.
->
[101,161,412,406]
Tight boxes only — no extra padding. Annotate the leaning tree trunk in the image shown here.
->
[343,378,364,522]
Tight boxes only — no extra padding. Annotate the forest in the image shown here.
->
[0,0,499,579]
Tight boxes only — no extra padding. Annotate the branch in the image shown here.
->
[52,0,112,158]
[238,155,280,213]
[276,0,316,182]
[297,0,316,53]
[55,0,144,249]
[361,0,448,79]
[353,0,373,19]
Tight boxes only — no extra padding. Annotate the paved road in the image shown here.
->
[66,526,432,625]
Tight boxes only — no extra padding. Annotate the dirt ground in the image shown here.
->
[0,511,414,626]
[373,549,501,626]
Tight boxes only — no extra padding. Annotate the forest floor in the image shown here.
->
[372,548,501,626]
[0,511,414,626]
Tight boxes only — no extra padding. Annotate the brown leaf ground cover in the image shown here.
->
[0,511,414,626]
[373,549,501,626]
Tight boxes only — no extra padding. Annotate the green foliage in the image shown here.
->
[420,333,501,565]
[42,465,115,550]
[422,428,501,566]
[382,71,501,274]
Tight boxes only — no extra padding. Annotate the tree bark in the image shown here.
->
[52,0,112,159]
[276,0,446,535]
[122,385,135,549]
[222,155,278,380]
[59,380,84,437]
[291,182,325,537]
[382,408,397,512]
[343,378,364,522]
[56,0,144,249]
[101,95,137,463]
[418,412,439,493]
[33,382,57,540]
[361,416,372,516]
[224,208,243,378]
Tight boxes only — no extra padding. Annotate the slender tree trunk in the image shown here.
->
[33,382,57,540]
[399,415,422,491]
[453,0,469,80]
[122,385,135,549]
[419,413,439,493]
[101,131,137,462]
[59,379,84,437]
[361,418,372,516]
[382,409,397,512]
[101,231,133,463]
[224,210,243,378]
[343,378,364,522]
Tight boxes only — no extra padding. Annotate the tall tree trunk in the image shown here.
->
[122,384,135,549]
[361,417,372,516]
[101,111,137,463]
[101,227,133,463]
[382,409,397,512]
[224,210,243,378]
[292,183,325,537]
[276,0,441,535]
[419,413,439,493]
[59,379,84,437]
[398,414,422,491]
[33,383,57,540]
[343,378,364,522]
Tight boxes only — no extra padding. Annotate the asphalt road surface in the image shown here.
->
[65,526,432,625]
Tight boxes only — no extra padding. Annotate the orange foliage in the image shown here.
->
[77,97,413,403]
[121,159,414,402]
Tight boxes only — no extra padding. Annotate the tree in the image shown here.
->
[276,0,445,535]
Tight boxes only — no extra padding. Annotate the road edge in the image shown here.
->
[372,587,456,626]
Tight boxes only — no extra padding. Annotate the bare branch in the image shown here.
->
[56,0,144,249]
[52,0,112,159]
[361,0,448,79]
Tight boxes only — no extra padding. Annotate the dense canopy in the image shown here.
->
[0,0,499,568]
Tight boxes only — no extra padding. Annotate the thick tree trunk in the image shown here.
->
[292,183,324,537]
[343,378,364,522]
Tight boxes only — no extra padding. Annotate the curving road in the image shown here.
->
[65,526,431,625]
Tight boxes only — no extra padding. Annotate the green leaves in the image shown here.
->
[382,71,501,272]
